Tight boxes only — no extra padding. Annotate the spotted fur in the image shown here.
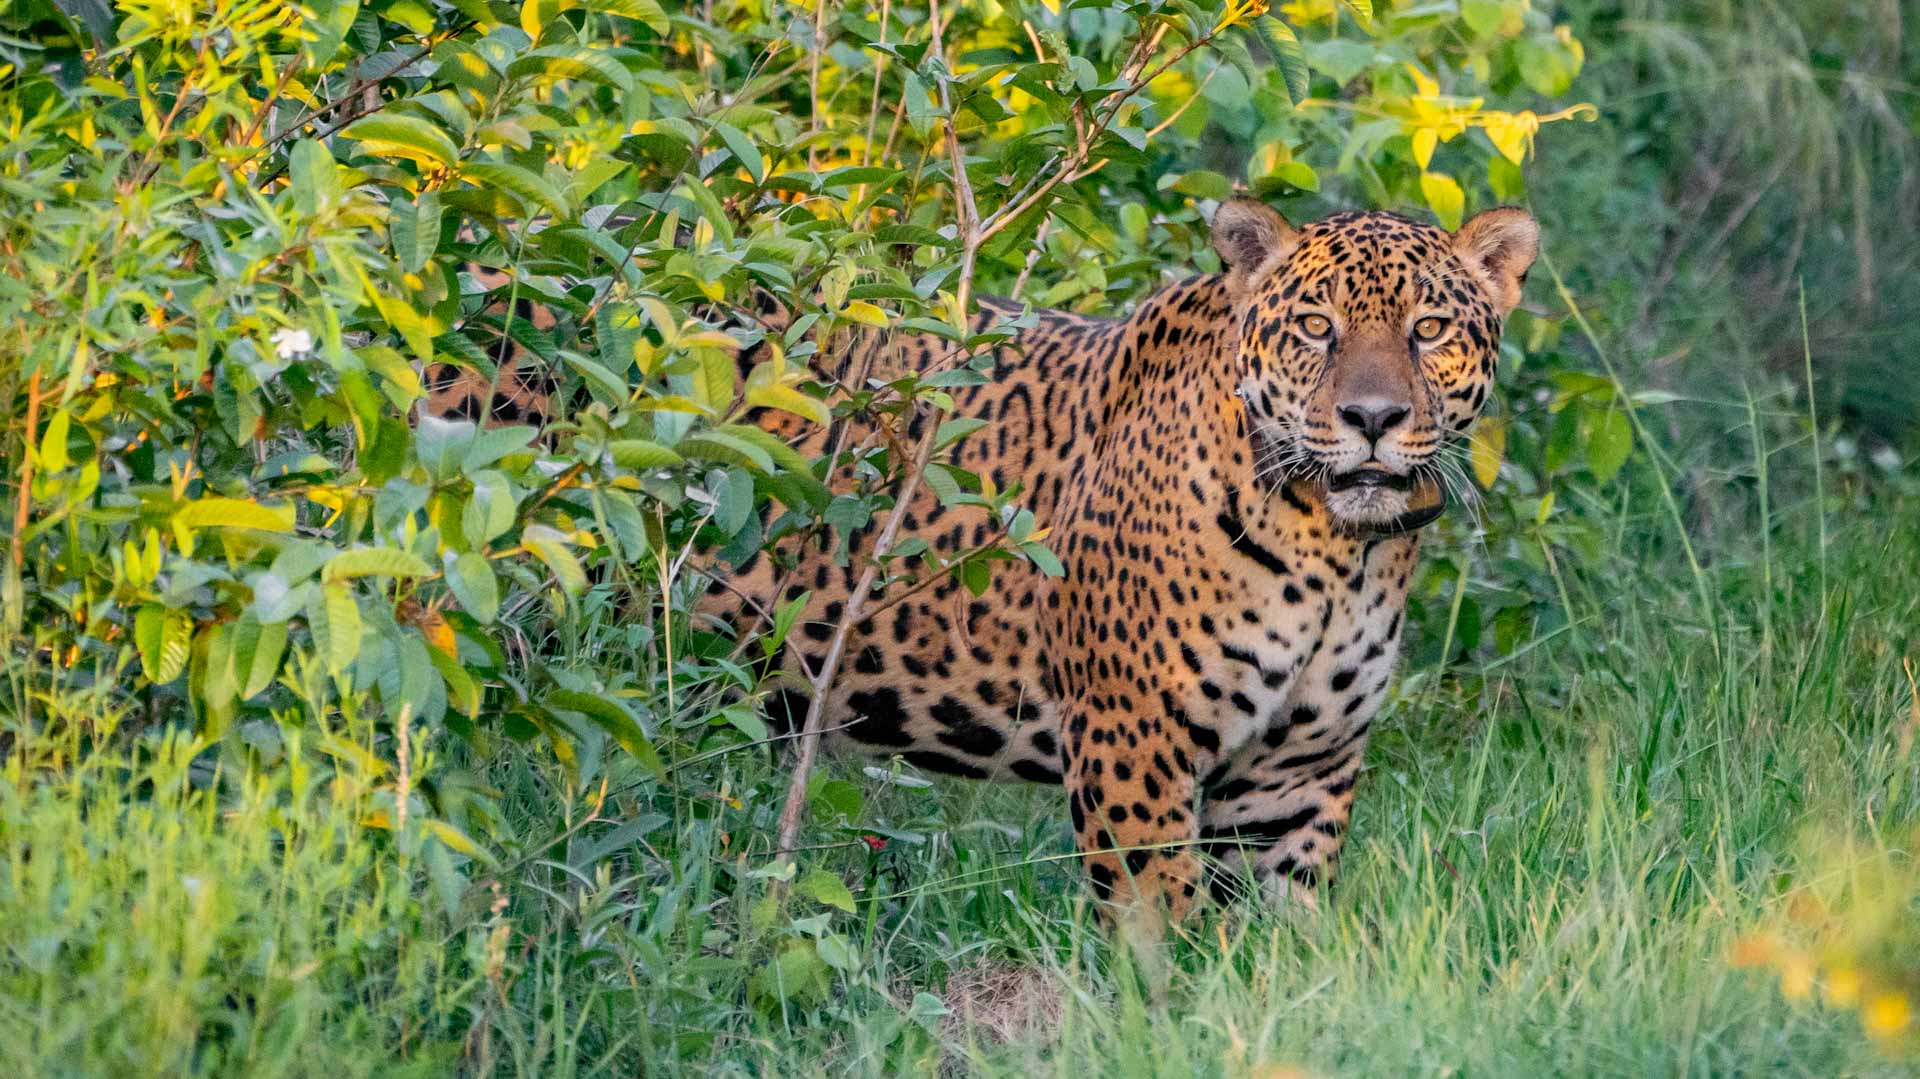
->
[426,200,1540,924]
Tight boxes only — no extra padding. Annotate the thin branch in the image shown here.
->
[773,0,982,858]
[12,371,44,575]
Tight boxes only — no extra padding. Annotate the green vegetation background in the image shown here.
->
[1,0,1917,1074]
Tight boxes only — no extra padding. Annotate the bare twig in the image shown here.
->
[808,0,829,170]
[773,0,981,858]
[12,371,44,575]
[1010,218,1053,302]
[769,6,1232,860]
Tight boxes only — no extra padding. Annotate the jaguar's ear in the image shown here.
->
[1211,197,1297,286]
[1453,207,1539,316]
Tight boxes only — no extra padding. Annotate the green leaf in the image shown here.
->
[680,430,774,473]
[198,622,237,735]
[309,583,362,676]
[343,114,459,170]
[1587,406,1633,483]
[714,467,755,534]
[609,439,684,470]
[935,418,988,450]
[547,690,665,776]
[691,346,736,412]
[507,45,636,94]
[301,0,361,66]
[1162,170,1233,201]
[445,551,501,624]
[464,470,518,547]
[371,287,435,362]
[797,868,856,913]
[174,498,296,533]
[712,121,766,184]
[324,547,435,581]
[241,619,288,699]
[462,425,539,473]
[428,645,483,719]
[1020,540,1065,578]
[563,352,628,405]
[749,941,831,1010]
[1256,17,1312,104]
[766,591,810,655]
[1471,414,1507,489]
[136,606,192,684]
[416,413,479,480]
[1303,39,1375,85]
[1517,33,1580,97]
[288,139,343,217]
[460,162,570,216]
[1273,160,1319,192]
[591,0,669,34]
[391,190,443,274]
[959,558,991,596]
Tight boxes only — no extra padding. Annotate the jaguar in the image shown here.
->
[425,198,1539,926]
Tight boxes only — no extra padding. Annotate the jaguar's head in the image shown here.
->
[1212,199,1538,531]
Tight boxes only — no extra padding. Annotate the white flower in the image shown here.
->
[271,327,314,359]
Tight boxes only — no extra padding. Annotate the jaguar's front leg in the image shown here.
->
[1197,721,1370,910]
[1060,697,1206,929]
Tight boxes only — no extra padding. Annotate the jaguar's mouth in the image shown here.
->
[1314,467,1447,537]
[1327,467,1413,493]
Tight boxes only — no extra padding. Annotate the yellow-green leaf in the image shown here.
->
[136,606,193,684]
[39,409,70,472]
[691,346,735,413]
[522,523,587,597]
[839,301,889,328]
[506,45,635,94]
[1412,127,1439,169]
[460,162,569,217]
[1419,170,1465,230]
[746,382,830,425]
[591,0,670,35]
[342,114,459,170]
[174,498,296,533]
[310,583,362,675]
[1470,414,1506,488]
[324,547,435,581]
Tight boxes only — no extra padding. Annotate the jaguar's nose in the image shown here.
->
[1336,397,1411,443]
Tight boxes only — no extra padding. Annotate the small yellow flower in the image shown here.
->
[1863,992,1912,1039]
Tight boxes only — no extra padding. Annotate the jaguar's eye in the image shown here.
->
[1412,316,1449,342]
[1299,313,1333,339]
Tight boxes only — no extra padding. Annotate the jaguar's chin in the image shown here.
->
[1325,471,1414,524]
[1325,468,1446,535]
